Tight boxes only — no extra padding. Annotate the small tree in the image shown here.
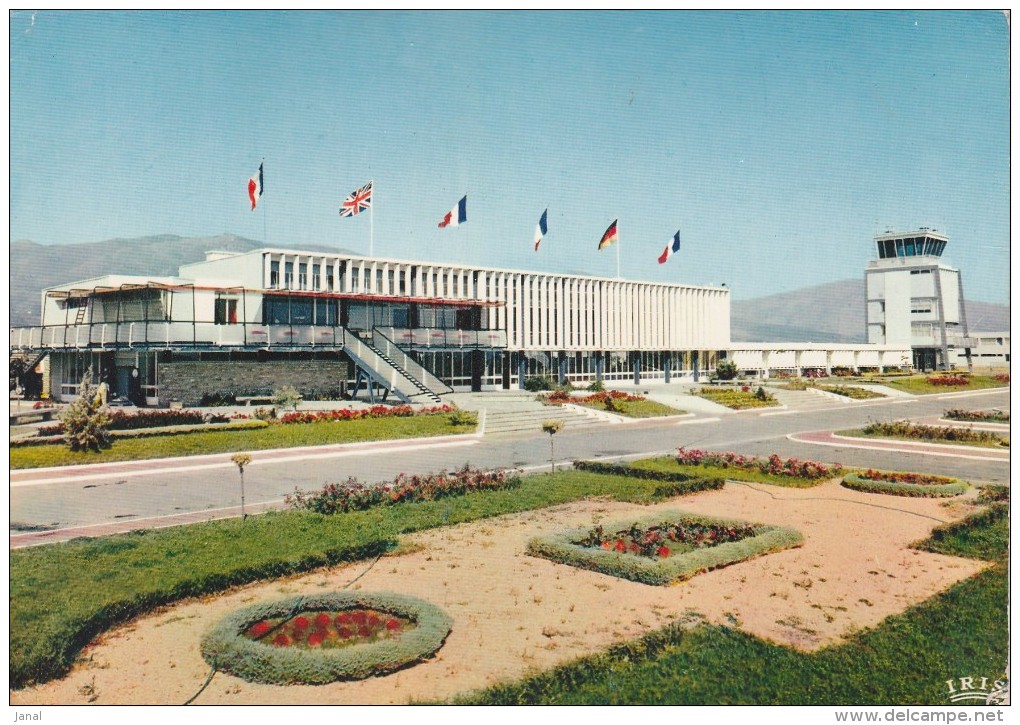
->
[60,367,111,452]
[716,359,738,381]
[273,385,302,412]
[542,419,564,472]
[231,453,253,520]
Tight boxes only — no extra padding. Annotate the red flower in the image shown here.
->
[338,627,353,639]
[293,616,310,630]
[273,633,291,647]
[248,621,271,638]
[615,540,626,552]
[366,613,381,628]
[307,632,324,647]
[657,546,670,558]
[358,626,373,638]
[385,619,402,631]
[314,613,331,628]
[601,541,612,550]
[351,611,367,626]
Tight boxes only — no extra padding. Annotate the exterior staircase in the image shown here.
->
[342,327,449,404]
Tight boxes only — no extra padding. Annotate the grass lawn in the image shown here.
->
[572,398,685,418]
[453,503,1009,705]
[874,375,1009,395]
[9,414,474,470]
[629,456,831,488]
[9,468,712,689]
[694,387,779,410]
[839,428,1009,450]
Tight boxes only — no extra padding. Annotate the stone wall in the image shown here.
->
[158,359,348,407]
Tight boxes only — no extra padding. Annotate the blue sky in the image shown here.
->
[9,10,1010,303]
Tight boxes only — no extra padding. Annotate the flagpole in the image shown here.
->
[370,179,375,257]
[616,222,621,279]
[262,160,267,243]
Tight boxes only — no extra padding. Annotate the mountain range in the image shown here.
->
[8,234,1010,339]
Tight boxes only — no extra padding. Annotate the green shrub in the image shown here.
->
[59,368,111,452]
[202,591,453,684]
[587,379,605,392]
[715,360,738,381]
[977,485,1009,504]
[841,472,968,498]
[527,510,803,586]
[273,385,303,411]
[572,460,724,498]
[523,376,555,392]
[448,409,477,426]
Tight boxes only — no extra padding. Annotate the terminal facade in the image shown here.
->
[11,247,733,405]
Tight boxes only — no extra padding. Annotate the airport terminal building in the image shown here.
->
[10,248,734,405]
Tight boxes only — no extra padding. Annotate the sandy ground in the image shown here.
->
[11,479,988,706]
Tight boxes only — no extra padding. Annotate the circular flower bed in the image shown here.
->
[201,592,453,684]
[841,470,968,498]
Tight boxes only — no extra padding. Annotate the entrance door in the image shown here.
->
[470,350,484,392]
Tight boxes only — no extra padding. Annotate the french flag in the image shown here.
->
[248,163,263,211]
[534,209,548,251]
[438,195,467,228]
[657,230,681,264]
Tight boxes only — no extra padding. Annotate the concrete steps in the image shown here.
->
[480,401,611,436]
[764,386,847,412]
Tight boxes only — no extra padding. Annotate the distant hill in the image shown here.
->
[731,279,1010,343]
[8,234,344,326]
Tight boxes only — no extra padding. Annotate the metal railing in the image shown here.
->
[371,328,453,394]
[373,326,507,349]
[10,322,345,350]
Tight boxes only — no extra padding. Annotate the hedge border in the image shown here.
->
[201,591,453,684]
[841,472,968,498]
[527,510,803,586]
[10,419,269,447]
[572,460,725,498]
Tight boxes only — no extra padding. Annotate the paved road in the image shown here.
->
[10,387,1010,546]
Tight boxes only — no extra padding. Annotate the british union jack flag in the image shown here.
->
[339,181,372,217]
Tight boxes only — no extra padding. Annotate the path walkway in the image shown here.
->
[790,430,1010,463]
[9,478,988,706]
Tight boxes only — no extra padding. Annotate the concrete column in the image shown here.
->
[518,355,527,389]
[633,352,641,385]
[664,354,671,384]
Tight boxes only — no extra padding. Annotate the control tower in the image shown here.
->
[865,228,974,371]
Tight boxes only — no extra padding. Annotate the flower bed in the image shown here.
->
[279,404,456,425]
[527,510,803,585]
[201,592,453,684]
[695,386,778,409]
[944,409,1010,423]
[993,373,1010,383]
[285,465,521,514]
[857,421,1008,448]
[926,375,969,386]
[543,390,644,405]
[675,449,841,480]
[817,385,885,400]
[841,470,968,498]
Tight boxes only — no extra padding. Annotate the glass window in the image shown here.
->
[270,261,280,288]
[215,297,238,325]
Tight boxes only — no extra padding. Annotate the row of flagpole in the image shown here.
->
[249,164,681,277]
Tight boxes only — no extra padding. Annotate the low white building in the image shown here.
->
[11,247,732,404]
